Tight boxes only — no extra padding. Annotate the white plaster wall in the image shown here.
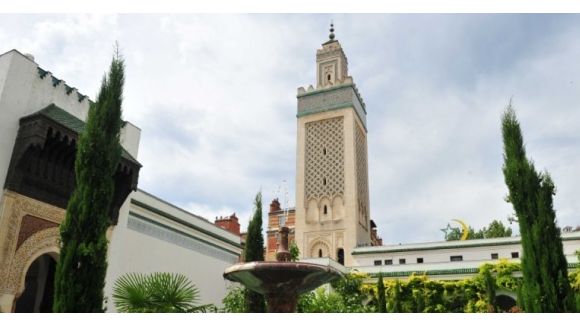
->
[351,234,580,268]
[105,190,242,312]
[120,121,141,159]
[0,51,40,189]
[353,244,523,267]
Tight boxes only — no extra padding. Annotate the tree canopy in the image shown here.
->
[444,219,513,241]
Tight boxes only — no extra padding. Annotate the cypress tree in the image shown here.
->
[501,104,575,312]
[376,273,387,313]
[243,192,266,313]
[481,266,497,312]
[53,49,125,312]
[390,280,402,313]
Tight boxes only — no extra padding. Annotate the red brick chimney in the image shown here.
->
[215,213,240,236]
[270,198,281,213]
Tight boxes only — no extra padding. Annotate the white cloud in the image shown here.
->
[1,14,578,241]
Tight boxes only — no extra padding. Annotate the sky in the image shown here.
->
[1,14,579,244]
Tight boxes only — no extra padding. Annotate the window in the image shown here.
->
[491,253,499,260]
[450,255,463,262]
[399,258,406,265]
[323,178,326,186]
[327,74,331,81]
[337,248,344,265]
[323,205,328,215]
[511,252,519,259]
[385,259,393,265]
[318,249,323,258]
[374,260,382,266]
[323,147,327,155]
[417,258,424,264]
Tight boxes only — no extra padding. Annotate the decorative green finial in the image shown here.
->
[329,21,335,40]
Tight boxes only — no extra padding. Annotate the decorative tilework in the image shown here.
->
[127,214,238,264]
[305,117,344,203]
[355,122,369,226]
[297,85,367,128]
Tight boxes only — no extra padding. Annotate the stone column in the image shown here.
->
[0,292,16,312]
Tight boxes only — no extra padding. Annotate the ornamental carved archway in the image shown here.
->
[0,191,64,313]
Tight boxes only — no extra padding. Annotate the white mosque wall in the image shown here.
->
[350,232,580,281]
[105,189,242,311]
[0,49,140,187]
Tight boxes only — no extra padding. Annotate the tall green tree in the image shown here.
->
[53,49,125,312]
[376,273,387,313]
[501,104,575,312]
[243,192,266,312]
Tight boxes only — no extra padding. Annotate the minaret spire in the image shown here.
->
[329,21,335,41]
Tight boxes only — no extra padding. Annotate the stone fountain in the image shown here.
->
[223,226,343,312]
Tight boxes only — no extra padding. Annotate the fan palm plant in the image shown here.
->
[112,272,213,312]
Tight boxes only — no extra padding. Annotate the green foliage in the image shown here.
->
[298,287,345,313]
[289,241,300,262]
[297,274,374,313]
[484,220,513,238]
[376,273,386,312]
[112,272,211,313]
[331,273,372,312]
[479,264,497,312]
[222,274,372,313]
[501,104,575,312]
[493,259,521,290]
[221,286,246,313]
[222,259,580,313]
[244,192,264,263]
[444,220,512,241]
[444,226,484,241]
[361,261,524,313]
[296,291,314,312]
[243,191,266,312]
[53,49,125,312]
[388,280,403,312]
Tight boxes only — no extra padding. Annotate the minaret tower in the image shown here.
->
[294,24,371,266]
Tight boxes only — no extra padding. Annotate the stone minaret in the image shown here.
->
[294,24,371,267]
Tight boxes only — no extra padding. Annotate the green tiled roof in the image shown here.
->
[29,104,140,166]
[38,104,86,133]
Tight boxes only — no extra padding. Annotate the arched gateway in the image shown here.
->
[14,253,58,312]
[0,195,62,313]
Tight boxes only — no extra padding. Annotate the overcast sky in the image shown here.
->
[1,14,579,244]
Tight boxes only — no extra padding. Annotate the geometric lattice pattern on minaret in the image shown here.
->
[305,117,344,202]
[355,122,369,221]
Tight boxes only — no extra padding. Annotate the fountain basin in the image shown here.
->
[224,261,343,312]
